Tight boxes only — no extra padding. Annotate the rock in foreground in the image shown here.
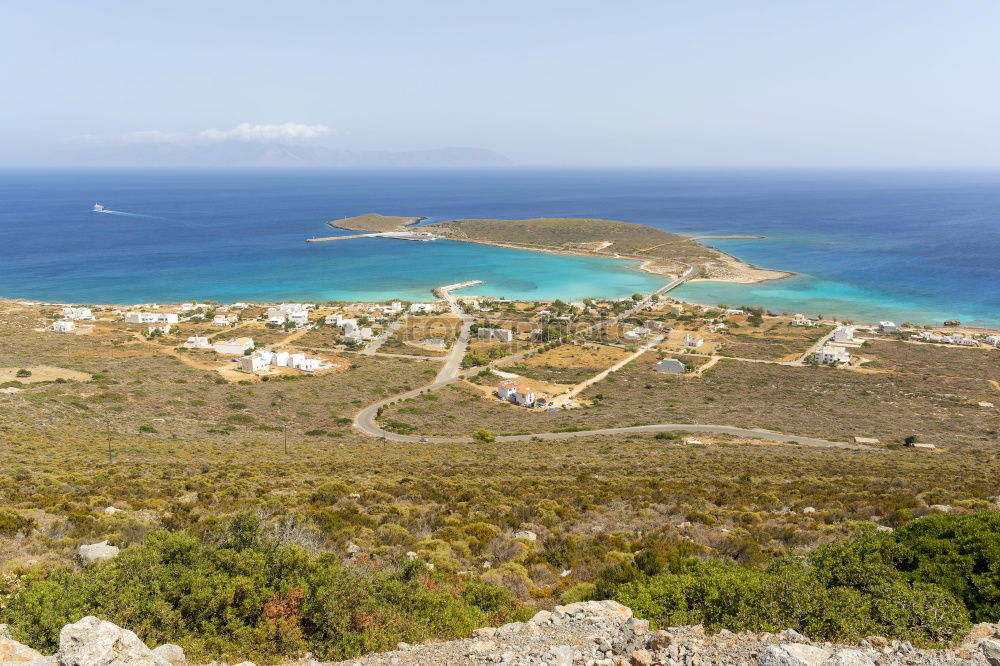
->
[334,600,1000,666]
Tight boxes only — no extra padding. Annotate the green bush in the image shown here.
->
[594,512,1000,647]
[0,510,35,536]
[0,514,527,663]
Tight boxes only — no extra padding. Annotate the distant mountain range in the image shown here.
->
[58,142,512,167]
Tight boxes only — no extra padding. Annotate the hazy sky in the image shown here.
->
[3,0,999,166]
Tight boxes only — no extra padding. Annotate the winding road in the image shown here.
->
[352,266,871,452]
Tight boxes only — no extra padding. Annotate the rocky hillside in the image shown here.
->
[3,602,999,666]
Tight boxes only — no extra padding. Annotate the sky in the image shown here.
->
[2,0,1000,167]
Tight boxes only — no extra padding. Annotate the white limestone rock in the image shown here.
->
[77,541,119,564]
[760,643,832,666]
[57,616,170,666]
[150,644,185,666]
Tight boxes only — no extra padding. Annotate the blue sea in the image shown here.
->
[0,168,997,327]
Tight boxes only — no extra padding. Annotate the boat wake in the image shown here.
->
[92,204,160,219]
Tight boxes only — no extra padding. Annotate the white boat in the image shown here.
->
[92,203,106,213]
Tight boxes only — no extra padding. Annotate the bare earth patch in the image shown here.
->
[0,365,92,383]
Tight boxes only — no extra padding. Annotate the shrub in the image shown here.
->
[471,429,496,443]
[0,510,35,536]
[594,513,996,647]
[15,369,31,378]
[0,515,527,662]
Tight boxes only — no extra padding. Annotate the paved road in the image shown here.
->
[361,319,403,355]
[353,415,867,451]
[352,268,873,453]
[435,284,477,383]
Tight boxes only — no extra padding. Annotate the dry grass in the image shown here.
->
[428,217,717,269]
[381,346,1000,448]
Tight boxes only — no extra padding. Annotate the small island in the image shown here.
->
[323,214,792,284]
[329,213,427,232]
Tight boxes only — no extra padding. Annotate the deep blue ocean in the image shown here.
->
[0,168,997,327]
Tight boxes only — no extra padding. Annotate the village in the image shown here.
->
[14,285,994,456]
[39,294,1000,400]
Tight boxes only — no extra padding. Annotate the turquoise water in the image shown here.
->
[0,168,997,326]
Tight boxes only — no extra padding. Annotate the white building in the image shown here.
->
[478,328,514,343]
[683,333,704,348]
[498,380,536,407]
[358,327,374,340]
[238,354,270,373]
[62,307,94,321]
[656,358,685,374]
[791,313,817,327]
[831,325,858,344]
[297,357,321,372]
[623,331,642,342]
[985,335,1000,347]
[273,351,291,367]
[325,314,343,326]
[52,320,76,333]
[878,321,898,333]
[813,344,850,365]
[213,337,254,355]
[212,314,234,327]
[385,301,403,315]
[124,312,179,324]
[183,336,212,349]
[409,303,435,314]
[147,323,172,335]
[267,304,309,327]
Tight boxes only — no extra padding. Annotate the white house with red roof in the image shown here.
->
[497,380,537,407]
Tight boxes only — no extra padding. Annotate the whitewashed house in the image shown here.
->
[623,331,642,342]
[985,335,1000,347]
[409,303,435,314]
[878,321,898,333]
[183,336,212,349]
[52,320,76,333]
[683,333,704,348]
[813,345,850,365]
[147,323,172,335]
[386,301,403,315]
[273,351,290,367]
[478,328,514,343]
[212,314,234,327]
[497,380,536,407]
[238,354,270,374]
[297,357,321,372]
[656,358,685,374]
[62,307,94,321]
[213,337,254,355]
[267,304,309,327]
[831,325,858,344]
[124,312,178,324]
[358,327,374,340]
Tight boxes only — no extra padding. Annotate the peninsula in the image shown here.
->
[327,214,791,283]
